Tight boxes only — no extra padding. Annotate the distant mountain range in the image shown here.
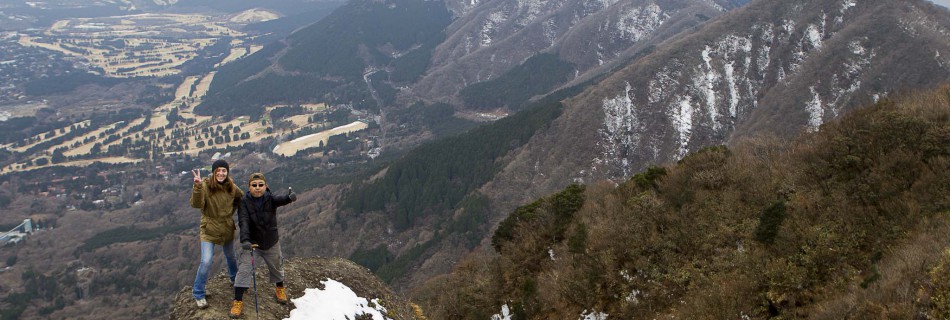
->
[195,0,751,116]
[412,0,749,105]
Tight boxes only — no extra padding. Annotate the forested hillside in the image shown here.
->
[336,96,567,283]
[459,53,576,111]
[195,0,452,117]
[343,98,562,231]
[414,84,950,319]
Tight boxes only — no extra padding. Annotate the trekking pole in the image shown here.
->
[251,247,259,320]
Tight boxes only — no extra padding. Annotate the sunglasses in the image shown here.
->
[250,183,265,188]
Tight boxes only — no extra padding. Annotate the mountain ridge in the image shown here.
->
[413,82,950,319]
[410,0,749,105]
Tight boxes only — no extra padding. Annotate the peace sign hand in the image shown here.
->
[192,169,202,185]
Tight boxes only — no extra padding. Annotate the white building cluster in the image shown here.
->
[0,218,36,245]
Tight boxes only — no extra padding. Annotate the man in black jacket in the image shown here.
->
[229,172,297,318]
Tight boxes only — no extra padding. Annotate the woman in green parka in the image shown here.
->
[189,159,243,309]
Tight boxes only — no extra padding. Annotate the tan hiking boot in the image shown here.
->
[275,286,288,304]
[229,300,243,318]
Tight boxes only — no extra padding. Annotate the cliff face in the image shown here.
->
[485,0,950,211]
[168,257,422,320]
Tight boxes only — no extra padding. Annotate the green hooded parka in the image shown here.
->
[190,177,244,244]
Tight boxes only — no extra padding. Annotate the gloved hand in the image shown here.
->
[288,187,297,202]
[242,242,255,251]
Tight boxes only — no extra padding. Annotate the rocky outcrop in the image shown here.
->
[169,257,422,320]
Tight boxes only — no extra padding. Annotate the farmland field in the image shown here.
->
[272,121,368,157]
[17,12,270,78]
[1,10,377,176]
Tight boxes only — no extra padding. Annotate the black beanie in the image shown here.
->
[211,159,229,173]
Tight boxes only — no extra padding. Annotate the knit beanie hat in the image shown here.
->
[211,159,229,173]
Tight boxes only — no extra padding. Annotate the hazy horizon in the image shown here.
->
[930,0,950,8]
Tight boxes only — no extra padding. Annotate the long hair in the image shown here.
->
[206,175,237,195]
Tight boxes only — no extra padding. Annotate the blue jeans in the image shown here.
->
[192,240,237,300]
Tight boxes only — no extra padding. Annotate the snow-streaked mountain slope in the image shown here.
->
[412,0,749,104]
[487,0,950,208]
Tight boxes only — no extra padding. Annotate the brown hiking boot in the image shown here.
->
[229,300,243,318]
[275,286,288,304]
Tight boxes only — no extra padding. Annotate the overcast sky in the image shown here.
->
[930,0,950,8]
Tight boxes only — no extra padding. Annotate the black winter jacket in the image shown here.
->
[238,189,294,251]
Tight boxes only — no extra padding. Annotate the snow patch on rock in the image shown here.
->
[580,310,608,320]
[491,304,512,320]
[600,82,640,176]
[672,96,694,159]
[806,86,824,132]
[615,3,668,42]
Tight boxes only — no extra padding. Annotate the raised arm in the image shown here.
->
[189,169,205,209]
[273,187,296,207]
